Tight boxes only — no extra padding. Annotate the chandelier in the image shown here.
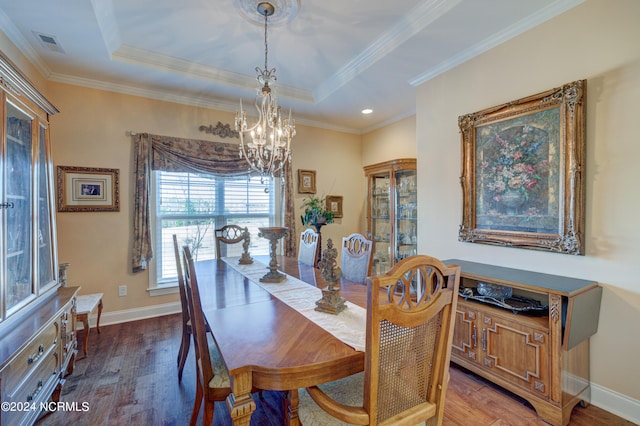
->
[235,2,295,177]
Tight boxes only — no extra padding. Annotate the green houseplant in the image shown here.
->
[300,196,334,227]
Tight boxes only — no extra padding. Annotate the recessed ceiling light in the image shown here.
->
[361,108,373,115]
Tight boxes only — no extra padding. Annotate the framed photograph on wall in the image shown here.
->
[326,195,343,218]
[298,169,316,194]
[458,80,586,254]
[57,166,120,212]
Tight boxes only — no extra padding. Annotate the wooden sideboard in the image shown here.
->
[0,286,78,425]
[445,259,601,426]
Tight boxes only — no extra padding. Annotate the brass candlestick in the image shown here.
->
[258,226,288,283]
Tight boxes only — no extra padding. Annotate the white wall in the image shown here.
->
[415,0,640,419]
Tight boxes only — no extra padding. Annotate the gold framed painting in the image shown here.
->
[298,169,316,194]
[458,80,586,254]
[57,166,120,212]
[326,195,343,218]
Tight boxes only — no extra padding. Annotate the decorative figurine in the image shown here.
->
[238,227,254,265]
[315,239,347,314]
[59,262,71,287]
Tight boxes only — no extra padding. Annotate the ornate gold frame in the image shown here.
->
[297,169,316,194]
[458,80,586,254]
[57,166,120,212]
[326,195,343,218]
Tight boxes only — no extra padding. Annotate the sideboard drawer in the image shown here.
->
[1,319,59,393]
[2,349,59,426]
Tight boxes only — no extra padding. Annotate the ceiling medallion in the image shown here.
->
[233,0,299,26]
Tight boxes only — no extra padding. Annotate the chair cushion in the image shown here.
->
[298,372,427,425]
[298,372,364,426]
[207,336,231,389]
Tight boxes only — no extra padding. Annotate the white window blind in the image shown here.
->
[152,171,273,287]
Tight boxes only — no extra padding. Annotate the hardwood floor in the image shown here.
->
[36,314,633,426]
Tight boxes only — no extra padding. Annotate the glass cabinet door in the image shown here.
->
[365,158,416,276]
[395,169,417,262]
[5,102,34,313]
[38,124,56,290]
[369,172,391,275]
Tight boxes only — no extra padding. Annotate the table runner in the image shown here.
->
[222,257,366,352]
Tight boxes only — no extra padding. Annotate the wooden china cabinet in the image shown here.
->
[364,158,416,275]
[0,52,78,425]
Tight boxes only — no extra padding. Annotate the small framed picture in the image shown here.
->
[326,195,343,218]
[57,166,120,212]
[298,169,316,194]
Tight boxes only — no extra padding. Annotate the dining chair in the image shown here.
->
[299,255,461,426]
[173,235,217,382]
[340,233,373,284]
[298,228,319,266]
[182,245,232,425]
[215,224,246,258]
[172,234,192,382]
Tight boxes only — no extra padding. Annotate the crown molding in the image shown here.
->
[48,71,359,134]
[314,0,460,103]
[409,0,586,87]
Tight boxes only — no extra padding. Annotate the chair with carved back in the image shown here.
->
[215,224,246,258]
[298,228,319,267]
[340,233,373,284]
[299,255,461,426]
[182,245,232,425]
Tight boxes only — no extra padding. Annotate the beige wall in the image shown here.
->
[291,125,365,248]
[415,0,640,406]
[41,82,363,314]
[361,115,416,167]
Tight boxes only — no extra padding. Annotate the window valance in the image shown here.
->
[132,132,296,273]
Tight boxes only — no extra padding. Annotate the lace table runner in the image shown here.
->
[222,257,366,352]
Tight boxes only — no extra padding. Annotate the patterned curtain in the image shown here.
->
[132,133,253,273]
[282,160,297,257]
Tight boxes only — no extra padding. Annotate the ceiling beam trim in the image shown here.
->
[112,44,314,104]
[313,0,461,103]
[91,0,121,57]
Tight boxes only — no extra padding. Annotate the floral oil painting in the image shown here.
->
[458,80,586,255]
[476,107,560,233]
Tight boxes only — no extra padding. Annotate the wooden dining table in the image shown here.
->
[195,255,368,426]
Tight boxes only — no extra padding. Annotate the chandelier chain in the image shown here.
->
[263,11,268,72]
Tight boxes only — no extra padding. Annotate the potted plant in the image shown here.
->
[300,196,334,227]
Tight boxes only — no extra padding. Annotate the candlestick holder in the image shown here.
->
[258,226,288,283]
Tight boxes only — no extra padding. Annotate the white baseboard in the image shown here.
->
[591,382,640,425]
[79,303,640,424]
[76,301,181,330]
